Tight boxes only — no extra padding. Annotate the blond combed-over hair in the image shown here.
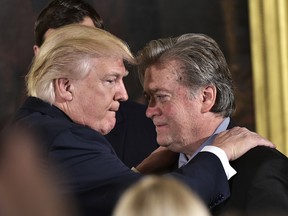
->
[26,24,135,104]
[113,176,211,216]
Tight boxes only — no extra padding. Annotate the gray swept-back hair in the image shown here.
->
[137,33,235,117]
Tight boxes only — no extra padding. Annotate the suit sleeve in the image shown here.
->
[49,127,230,215]
[169,151,230,208]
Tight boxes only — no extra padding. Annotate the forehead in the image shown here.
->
[43,17,95,41]
[90,57,127,75]
[81,17,95,27]
[144,60,181,90]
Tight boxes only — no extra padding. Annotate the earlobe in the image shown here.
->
[201,85,217,113]
[54,78,73,101]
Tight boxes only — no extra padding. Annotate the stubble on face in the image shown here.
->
[144,61,204,154]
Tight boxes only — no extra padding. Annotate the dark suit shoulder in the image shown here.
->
[232,146,287,168]
[213,146,288,216]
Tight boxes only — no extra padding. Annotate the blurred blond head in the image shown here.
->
[26,24,135,104]
[113,176,211,216]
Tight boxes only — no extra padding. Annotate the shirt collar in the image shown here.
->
[178,117,230,167]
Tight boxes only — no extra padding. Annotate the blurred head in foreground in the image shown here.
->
[0,124,78,216]
[113,175,211,216]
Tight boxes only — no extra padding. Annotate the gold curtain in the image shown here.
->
[249,0,288,155]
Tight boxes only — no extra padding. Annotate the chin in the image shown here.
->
[102,121,116,135]
[157,136,173,147]
[157,140,169,148]
[98,127,113,135]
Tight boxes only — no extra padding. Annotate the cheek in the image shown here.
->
[95,88,114,103]
[168,105,194,133]
[163,102,184,121]
[88,89,113,110]
[79,92,105,118]
[89,101,106,118]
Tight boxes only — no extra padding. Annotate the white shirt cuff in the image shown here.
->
[131,167,140,173]
[201,146,237,180]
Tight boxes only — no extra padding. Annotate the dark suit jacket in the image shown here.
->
[105,100,159,168]
[11,97,230,216]
[212,121,288,216]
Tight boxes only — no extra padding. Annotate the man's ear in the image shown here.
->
[33,45,40,56]
[54,78,73,101]
[201,85,217,113]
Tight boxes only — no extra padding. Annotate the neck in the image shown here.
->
[183,116,226,158]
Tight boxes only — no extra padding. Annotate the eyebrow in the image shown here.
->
[143,88,165,95]
[106,70,129,78]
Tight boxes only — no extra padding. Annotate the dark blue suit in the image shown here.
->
[105,100,159,168]
[13,97,230,216]
[212,122,288,216]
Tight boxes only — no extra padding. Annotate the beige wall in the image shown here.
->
[249,0,288,155]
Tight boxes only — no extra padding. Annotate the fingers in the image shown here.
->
[154,146,170,153]
[212,127,275,161]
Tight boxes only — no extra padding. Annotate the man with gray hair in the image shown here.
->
[137,33,288,215]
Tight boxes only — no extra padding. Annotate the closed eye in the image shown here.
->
[155,94,168,102]
[104,76,117,86]
[106,79,116,84]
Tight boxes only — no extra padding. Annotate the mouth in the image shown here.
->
[108,110,117,118]
[155,125,167,129]
[154,122,168,129]
[109,103,120,112]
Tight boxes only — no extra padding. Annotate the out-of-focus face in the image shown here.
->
[67,57,128,135]
[143,60,205,154]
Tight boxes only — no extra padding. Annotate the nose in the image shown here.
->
[146,106,153,119]
[146,100,160,119]
[115,80,128,101]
